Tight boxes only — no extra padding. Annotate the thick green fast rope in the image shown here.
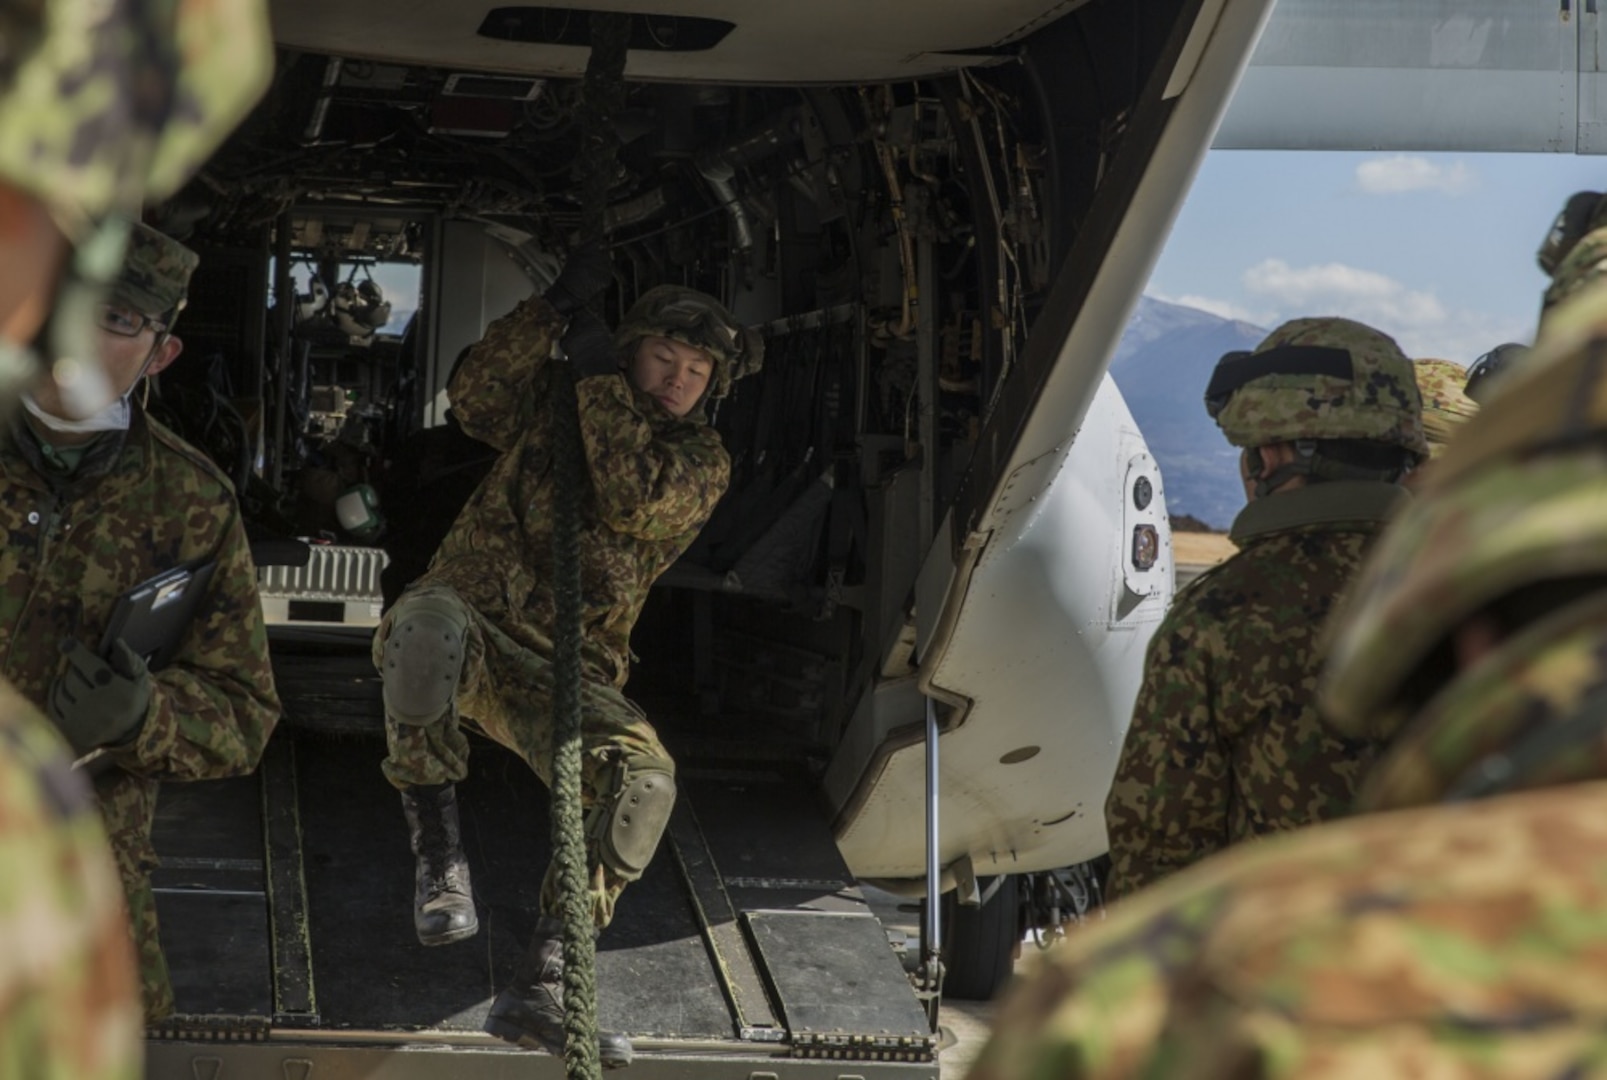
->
[549,11,628,1079]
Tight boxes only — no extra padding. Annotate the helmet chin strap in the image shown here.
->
[1248,440,1311,498]
[1253,439,1406,497]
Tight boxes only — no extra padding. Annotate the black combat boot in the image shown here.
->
[484,915,634,1068]
[399,783,479,946]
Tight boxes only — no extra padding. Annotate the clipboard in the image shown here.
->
[98,560,217,672]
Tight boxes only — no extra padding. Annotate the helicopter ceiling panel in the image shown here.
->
[269,0,1095,84]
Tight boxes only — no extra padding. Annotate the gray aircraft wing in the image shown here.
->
[1216,0,1607,153]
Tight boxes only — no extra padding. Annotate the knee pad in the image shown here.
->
[381,593,470,725]
[600,767,676,879]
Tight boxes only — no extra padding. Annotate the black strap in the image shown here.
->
[1251,440,1404,498]
[1205,345,1353,417]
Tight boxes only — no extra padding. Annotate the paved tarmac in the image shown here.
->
[860,885,1030,1079]
[938,994,999,1078]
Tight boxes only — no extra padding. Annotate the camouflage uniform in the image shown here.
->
[967,786,1607,1080]
[0,0,272,243]
[0,0,272,1058]
[0,229,280,1019]
[0,678,141,1080]
[1104,317,1425,899]
[378,289,736,926]
[1542,222,1607,325]
[963,284,1607,1080]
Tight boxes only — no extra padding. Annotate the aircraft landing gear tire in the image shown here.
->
[940,874,1020,1001]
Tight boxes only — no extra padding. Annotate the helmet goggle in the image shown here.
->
[1203,344,1353,419]
[649,297,742,359]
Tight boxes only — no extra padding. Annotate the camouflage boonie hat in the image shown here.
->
[1321,286,1607,742]
[1541,226,1607,321]
[111,224,197,321]
[1205,316,1429,459]
[0,0,273,240]
[1413,358,1478,457]
[614,285,764,404]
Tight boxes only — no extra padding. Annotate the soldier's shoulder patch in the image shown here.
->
[147,416,236,495]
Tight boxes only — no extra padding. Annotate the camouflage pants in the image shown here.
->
[376,584,674,929]
[93,769,172,1021]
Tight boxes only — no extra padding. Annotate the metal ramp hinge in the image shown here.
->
[739,1025,790,1043]
[790,1030,938,1063]
[148,1012,272,1043]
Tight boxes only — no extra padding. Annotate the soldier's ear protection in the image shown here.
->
[1538,191,1606,276]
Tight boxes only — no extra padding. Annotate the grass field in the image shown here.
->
[1173,531,1236,568]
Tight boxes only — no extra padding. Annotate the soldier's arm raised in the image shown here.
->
[448,295,568,452]
[575,375,731,541]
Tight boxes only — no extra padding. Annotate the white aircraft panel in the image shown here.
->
[1219,67,1575,151]
[1582,5,1607,152]
[836,376,1171,878]
[835,0,1274,880]
[1217,0,1580,152]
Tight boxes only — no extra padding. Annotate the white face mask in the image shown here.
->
[21,388,132,434]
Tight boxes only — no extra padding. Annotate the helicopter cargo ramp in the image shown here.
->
[143,716,937,1079]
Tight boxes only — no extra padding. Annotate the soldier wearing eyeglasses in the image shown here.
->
[0,222,281,1022]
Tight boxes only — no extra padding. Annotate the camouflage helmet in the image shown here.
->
[1413,358,1478,457]
[1464,341,1530,404]
[1540,225,1607,323]
[111,224,197,323]
[1537,190,1607,277]
[1347,590,1607,815]
[614,285,764,405]
[1204,316,1429,460]
[0,0,273,241]
[1321,284,1607,745]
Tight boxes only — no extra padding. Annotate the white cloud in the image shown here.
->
[1243,258,1447,326]
[1235,258,1527,362]
[1355,155,1475,195]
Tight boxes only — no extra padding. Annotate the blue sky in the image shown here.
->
[1145,150,1607,364]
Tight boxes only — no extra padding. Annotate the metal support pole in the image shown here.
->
[915,232,938,554]
[247,224,269,424]
[270,210,293,492]
[919,694,943,1029]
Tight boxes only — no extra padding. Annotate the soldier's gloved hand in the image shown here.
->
[560,308,618,377]
[47,638,153,757]
[543,241,614,316]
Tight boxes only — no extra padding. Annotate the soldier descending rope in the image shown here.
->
[372,13,762,1073]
